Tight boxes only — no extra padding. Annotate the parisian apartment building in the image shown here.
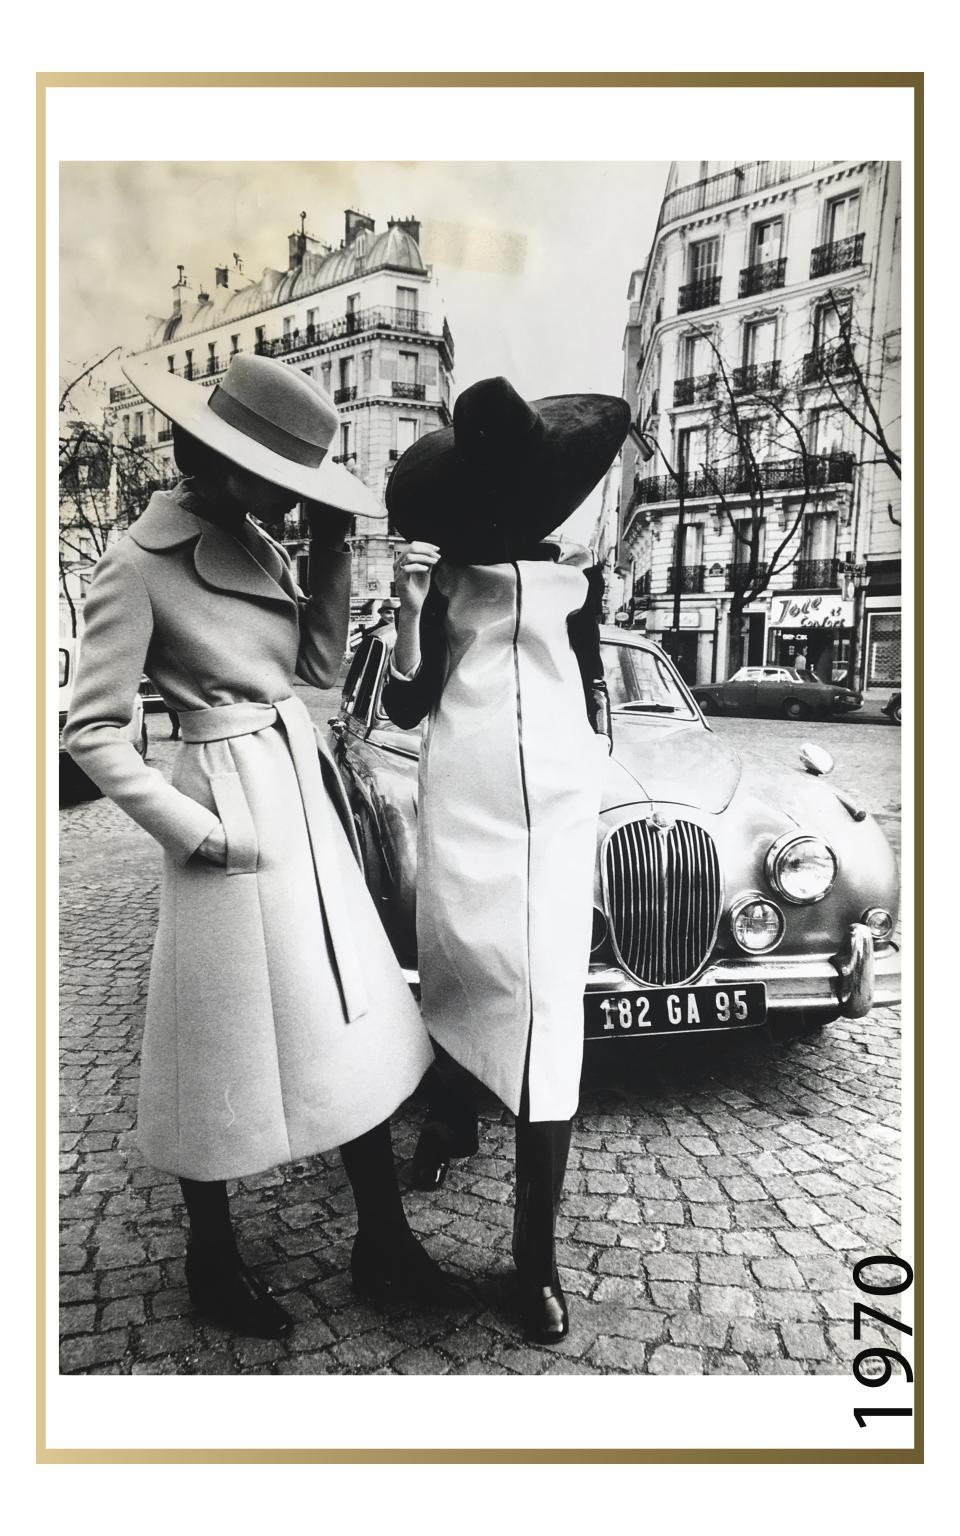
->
[615,160,901,697]
[99,209,456,611]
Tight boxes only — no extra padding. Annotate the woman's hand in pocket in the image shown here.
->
[196,823,227,866]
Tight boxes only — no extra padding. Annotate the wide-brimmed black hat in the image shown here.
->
[386,376,630,557]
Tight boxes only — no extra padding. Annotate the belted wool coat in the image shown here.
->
[64,486,432,1180]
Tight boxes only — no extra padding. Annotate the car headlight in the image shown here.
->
[765,833,838,904]
[862,906,894,942]
[730,896,784,954]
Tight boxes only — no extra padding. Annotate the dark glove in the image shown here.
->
[589,680,613,754]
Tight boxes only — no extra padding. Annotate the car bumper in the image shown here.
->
[400,926,899,1024]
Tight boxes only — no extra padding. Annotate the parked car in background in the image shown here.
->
[693,666,862,721]
[882,691,902,725]
[59,638,147,798]
[329,629,899,1044]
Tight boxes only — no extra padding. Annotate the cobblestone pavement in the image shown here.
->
[59,700,902,1377]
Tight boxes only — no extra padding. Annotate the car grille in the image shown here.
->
[601,817,723,986]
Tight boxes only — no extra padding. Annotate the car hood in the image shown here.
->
[603,717,742,814]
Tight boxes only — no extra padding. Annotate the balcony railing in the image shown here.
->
[802,341,855,384]
[666,563,706,594]
[634,452,855,506]
[109,383,140,404]
[794,557,841,590]
[738,257,787,297]
[727,560,770,590]
[810,232,865,278]
[731,359,781,394]
[677,275,721,313]
[673,372,717,406]
[334,385,357,404]
[657,161,837,230]
[157,427,173,443]
[392,381,426,400]
[130,434,146,448]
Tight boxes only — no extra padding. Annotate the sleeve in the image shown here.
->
[61,545,220,864]
[567,564,613,747]
[296,543,352,688]
[381,584,449,730]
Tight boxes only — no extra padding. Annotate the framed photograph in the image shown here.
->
[41,71,921,1463]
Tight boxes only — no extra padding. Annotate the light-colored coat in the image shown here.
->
[416,558,607,1121]
[64,487,432,1180]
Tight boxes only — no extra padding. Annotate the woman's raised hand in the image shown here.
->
[395,542,441,615]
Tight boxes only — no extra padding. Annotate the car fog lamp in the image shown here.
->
[731,897,784,954]
[766,834,838,905]
[862,907,894,942]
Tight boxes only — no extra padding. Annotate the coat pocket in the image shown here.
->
[209,772,259,875]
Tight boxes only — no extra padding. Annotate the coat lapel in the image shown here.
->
[130,489,296,610]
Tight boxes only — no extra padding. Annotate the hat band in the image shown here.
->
[207,386,329,468]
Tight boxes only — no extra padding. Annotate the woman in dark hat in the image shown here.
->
[382,375,629,1342]
[64,353,467,1342]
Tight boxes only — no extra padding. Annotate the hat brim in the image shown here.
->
[122,358,387,520]
[385,393,630,549]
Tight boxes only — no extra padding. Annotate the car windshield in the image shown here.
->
[602,642,697,717]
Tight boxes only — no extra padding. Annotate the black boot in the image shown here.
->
[179,1177,292,1341]
[512,1117,573,1344]
[411,1053,481,1192]
[341,1121,475,1307]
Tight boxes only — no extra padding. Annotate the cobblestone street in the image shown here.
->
[59,694,902,1377]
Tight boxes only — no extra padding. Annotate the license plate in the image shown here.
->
[585,983,767,1039]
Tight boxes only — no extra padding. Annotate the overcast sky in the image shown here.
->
[60,160,669,537]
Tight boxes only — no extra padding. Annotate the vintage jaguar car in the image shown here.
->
[329,628,900,1043]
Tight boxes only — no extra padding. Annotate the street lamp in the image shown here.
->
[630,419,686,659]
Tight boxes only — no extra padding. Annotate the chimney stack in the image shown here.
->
[344,209,376,248]
[389,215,421,246]
[171,264,192,314]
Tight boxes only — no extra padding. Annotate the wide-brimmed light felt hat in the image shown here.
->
[122,352,385,520]
[385,375,631,554]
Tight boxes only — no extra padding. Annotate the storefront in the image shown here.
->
[767,591,855,684]
[862,561,902,692]
[647,606,718,687]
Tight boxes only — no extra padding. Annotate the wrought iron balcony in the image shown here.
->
[634,452,855,506]
[677,275,721,314]
[727,560,770,590]
[802,342,855,384]
[392,381,426,400]
[673,372,717,406]
[666,563,706,593]
[157,427,173,443]
[657,161,838,230]
[731,360,781,394]
[388,448,400,460]
[809,232,865,278]
[129,434,146,448]
[334,385,357,404]
[794,557,841,590]
[109,383,140,404]
[738,257,787,297]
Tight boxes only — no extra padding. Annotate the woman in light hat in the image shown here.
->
[64,353,467,1341]
[382,376,629,1342]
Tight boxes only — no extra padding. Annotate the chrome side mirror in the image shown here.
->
[799,742,834,776]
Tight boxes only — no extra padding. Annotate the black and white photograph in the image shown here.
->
[38,63,922,1464]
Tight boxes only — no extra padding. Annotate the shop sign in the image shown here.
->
[770,594,852,631]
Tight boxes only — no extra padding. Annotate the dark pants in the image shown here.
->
[421,1045,572,1286]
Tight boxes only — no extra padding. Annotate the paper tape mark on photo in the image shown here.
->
[424,219,528,275]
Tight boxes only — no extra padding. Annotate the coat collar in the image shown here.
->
[129,489,297,610]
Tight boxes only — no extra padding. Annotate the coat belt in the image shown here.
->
[178,697,369,1024]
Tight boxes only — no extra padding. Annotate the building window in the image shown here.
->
[397,417,418,454]
[283,315,294,338]
[207,341,217,375]
[677,425,707,475]
[813,294,852,351]
[397,286,418,318]
[750,218,783,265]
[398,351,418,386]
[321,361,332,394]
[362,351,372,388]
[230,334,240,355]
[185,349,194,379]
[167,354,175,373]
[135,412,144,437]
[744,319,777,367]
[339,356,354,390]
[865,611,901,688]
[255,326,265,354]
[688,238,719,284]
[306,309,317,336]
[809,407,849,459]
[340,422,352,460]
[825,190,861,244]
